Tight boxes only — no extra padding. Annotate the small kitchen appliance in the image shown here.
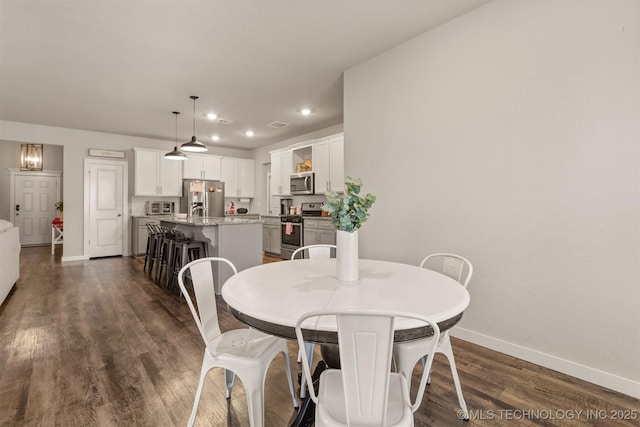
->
[290,172,315,195]
[280,198,293,215]
[145,201,175,216]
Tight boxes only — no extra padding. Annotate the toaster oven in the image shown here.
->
[145,201,175,215]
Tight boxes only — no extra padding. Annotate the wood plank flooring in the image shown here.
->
[0,247,637,426]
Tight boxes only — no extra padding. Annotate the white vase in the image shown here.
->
[336,230,359,281]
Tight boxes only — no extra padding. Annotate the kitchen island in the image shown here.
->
[152,216,263,294]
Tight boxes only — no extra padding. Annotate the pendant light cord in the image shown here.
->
[175,111,179,144]
[191,95,198,137]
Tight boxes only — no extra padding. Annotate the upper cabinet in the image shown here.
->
[270,150,292,196]
[313,133,344,193]
[270,132,344,196]
[183,154,222,180]
[221,158,255,198]
[134,148,182,197]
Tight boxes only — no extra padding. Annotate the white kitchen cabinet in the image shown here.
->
[183,154,222,180]
[270,150,292,196]
[134,148,182,196]
[262,216,281,256]
[221,158,255,197]
[303,218,336,247]
[313,133,344,193]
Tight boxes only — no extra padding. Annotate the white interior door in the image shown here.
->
[13,174,60,245]
[89,162,124,258]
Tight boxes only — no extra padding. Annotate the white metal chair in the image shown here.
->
[291,244,337,397]
[291,244,337,260]
[393,253,473,420]
[178,257,299,427]
[296,309,440,426]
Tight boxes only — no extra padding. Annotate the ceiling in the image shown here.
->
[0,0,490,150]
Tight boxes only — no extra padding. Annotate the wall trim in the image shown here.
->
[61,255,89,262]
[450,328,640,399]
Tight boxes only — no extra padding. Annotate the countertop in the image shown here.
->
[149,215,263,226]
[225,213,260,217]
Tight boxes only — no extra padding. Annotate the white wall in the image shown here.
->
[344,0,639,396]
[0,121,252,260]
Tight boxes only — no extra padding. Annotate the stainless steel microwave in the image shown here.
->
[290,172,315,195]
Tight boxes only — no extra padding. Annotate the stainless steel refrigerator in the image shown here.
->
[180,180,225,217]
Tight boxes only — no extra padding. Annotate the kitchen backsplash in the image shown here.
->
[225,198,251,214]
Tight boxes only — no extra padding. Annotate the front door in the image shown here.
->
[13,174,60,245]
[88,161,124,258]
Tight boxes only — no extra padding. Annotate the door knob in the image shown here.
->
[117,213,122,217]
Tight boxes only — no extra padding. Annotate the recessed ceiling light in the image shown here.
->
[207,113,218,120]
[245,130,255,137]
[300,108,311,116]
[211,135,220,141]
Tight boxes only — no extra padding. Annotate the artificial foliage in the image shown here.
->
[322,177,376,232]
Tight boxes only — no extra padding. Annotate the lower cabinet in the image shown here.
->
[131,216,160,256]
[262,216,281,256]
[303,218,336,246]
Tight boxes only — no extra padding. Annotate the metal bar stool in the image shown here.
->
[148,225,169,276]
[166,230,190,288]
[155,228,177,285]
[144,224,161,273]
[167,232,209,291]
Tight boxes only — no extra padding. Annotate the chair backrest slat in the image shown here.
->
[291,244,337,260]
[178,257,238,347]
[420,253,473,288]
[338,314,394,425]
[296,309,440,425]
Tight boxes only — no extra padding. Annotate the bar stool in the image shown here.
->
[167,233,209,291]
[155,228,177,284]
[165,230,190,288]
[148,225,169,276]
[144,224,161,273]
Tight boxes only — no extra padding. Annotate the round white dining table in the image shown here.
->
[221,258,470,343]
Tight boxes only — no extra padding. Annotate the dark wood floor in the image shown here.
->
[0,247,637,426]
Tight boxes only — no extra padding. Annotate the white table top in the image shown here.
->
[222,258,470,342]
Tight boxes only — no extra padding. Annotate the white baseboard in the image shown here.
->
[61,255,89,262]
[450,327,640,399]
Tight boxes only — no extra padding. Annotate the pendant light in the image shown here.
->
[180,95,208,152]
[165,111,188,160]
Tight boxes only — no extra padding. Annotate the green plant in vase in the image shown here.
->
[322,177,376,281]
[322,177,376,232]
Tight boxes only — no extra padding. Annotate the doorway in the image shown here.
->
[9,171,61,245]
[83,159,128,258]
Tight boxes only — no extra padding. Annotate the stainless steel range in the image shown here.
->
[280,214,303,260]
[280,202,324,259]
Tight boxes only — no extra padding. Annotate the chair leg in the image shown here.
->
[143,235,151,272]
[189,352,213,427]
[439,338,469,420]
[281,346,300,409]
[299,342,315,399]
[224,369,236,399]
[239,368,267,427]
[394,345,423,393]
